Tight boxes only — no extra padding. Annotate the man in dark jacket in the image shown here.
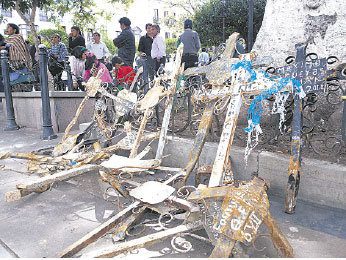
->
[138,23,154,81]
[113,17,135,67]
[68,26,85,53]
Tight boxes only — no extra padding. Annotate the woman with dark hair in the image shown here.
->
[48,33,68,90]
[69,46,87,90]
[68,26,85,53]
[0,23,32,72]
[84,53,112,83]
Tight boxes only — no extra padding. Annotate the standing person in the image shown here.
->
[138,23,155,81]
[198,47,210,66]
[68,26,85,53]
[113,17,135,67]
[48,33,68,90]
[178,19,201,70]
[86,32,110,64]
[151,24,166,73]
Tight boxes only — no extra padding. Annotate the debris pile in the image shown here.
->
[1,34,297,258]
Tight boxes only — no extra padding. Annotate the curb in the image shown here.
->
[158,136,346,210]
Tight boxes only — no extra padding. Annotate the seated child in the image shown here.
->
[84,52,112,83]
[111,56,136,90]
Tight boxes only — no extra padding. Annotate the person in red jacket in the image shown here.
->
[111,56,135,90]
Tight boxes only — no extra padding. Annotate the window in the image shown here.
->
[165,32,170,39]
[19,24,38,38]
[164,11,168,17]
[153,9,159,23]
[39,9,48,22]
[1,9,12,17]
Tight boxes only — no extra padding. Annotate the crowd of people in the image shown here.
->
[0,17,210,93]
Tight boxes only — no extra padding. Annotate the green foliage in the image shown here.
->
[103,36,118,56]
[165,38,178,56]
[156,0,207,37]
[0,0,52,14]
[34,28,69,48]
[45,0,134,30]
[193,0,266,47]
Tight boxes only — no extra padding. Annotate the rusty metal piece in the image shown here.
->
[59,201,141,258]
[81,221,203,258]
[184,32,239,85]
[209,235,236,258]
[263,212,294,258]
[195,164,213,186]
[6,165,99,202]
[112,206,147,242]
[182,99,216,185]
[187,178,293,257]
[284,43,306,214]
[53,134,79,157]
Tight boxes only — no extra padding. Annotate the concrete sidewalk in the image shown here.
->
[0,106,345,258]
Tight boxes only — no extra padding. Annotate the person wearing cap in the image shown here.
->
[68,26,86,53]
[151,24,166,73]
[86,32,110,64]
[178,19,201,70]
[113,17,136,67]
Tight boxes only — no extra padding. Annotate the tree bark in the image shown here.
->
[15,0,40,52]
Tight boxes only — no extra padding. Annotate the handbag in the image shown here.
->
[48,44,65,76]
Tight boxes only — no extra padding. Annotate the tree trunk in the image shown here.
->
[15,0,40,52]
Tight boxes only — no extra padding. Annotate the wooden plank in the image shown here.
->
[208,92,242,187]
[59,201,140,258]
[5,164,99,202]
[155,166,182,172]
[111,206,148,242]
[182,100,216,185]
[155,44,184,160]
[129,107,150,158]
[82,221,203,258]
[100,154,160,171]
